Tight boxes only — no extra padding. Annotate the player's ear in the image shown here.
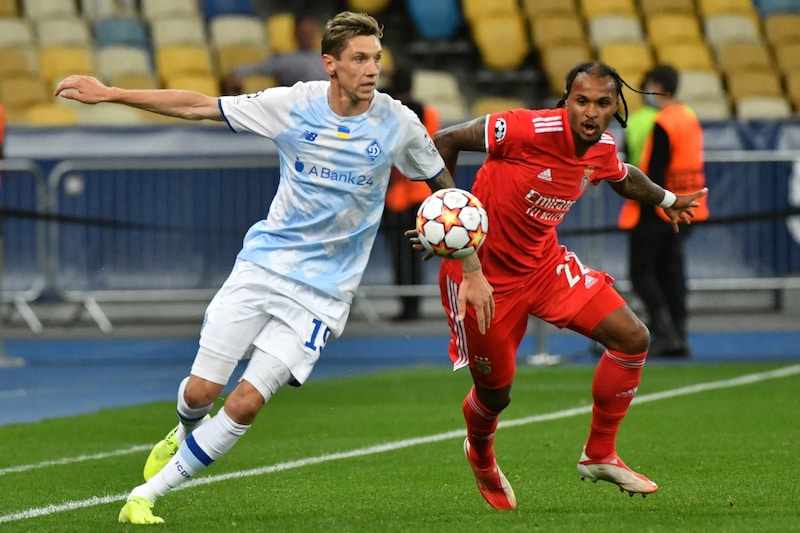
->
[322,54,336,77]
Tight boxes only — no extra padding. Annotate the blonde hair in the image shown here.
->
[322,11,383,59]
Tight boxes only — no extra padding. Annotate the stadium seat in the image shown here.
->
[405,0,463,40]
[530,13,586,49]
[346,0,391,13]
[156,45,214,79]
[644,13,704,47]
[25,103,80,125]
[110,72,160,90]
[462,0,519,23]
[540,43,593,95]
[201,0,256,20]
[763,14,800,47]
[93,17,150,50]
[677,69,727,101]
[716,42,774,73]
[0,47,37,78]
[0,18,35,48]
[78,104,146,125]
[0,0,18,17]
[656,42,716,71]
[471,96,527,116]
[703,14,763,52]
[638,0,695,16]
[757,0,800,16]
[697,0,760,19]
[150,16,208,48]
[215,43,269,76]
[35,17,93,49]
[39,47,95,86]
[412,69,468,121]
[80,0,137,21]
[726,68,783,101]
[774,42,800,75]
[209,14,267,49]
[587,14,645,48]
[684,97,732,120]
[141,0,200,21]
[522,0,578,19]
[785,71,800,110]
[22,0,78,20]
[266,12,297,54]
[598,42,654,77]
[165,73,220,96]
[580,0,637,19]
[240,74,278,94]
[471,13,530,71]
[735,95,792,119]
[96,46,153,81]
[0,74,50,111]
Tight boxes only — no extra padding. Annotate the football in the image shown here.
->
[415,188,488,259]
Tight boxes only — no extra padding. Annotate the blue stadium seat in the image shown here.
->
[201,0,256,20]
[94,17,149,49]
[405,0,463,40]
[755,0,800,16]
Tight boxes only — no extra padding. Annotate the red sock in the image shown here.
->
[585,349,647,460]
[462,386,500,469]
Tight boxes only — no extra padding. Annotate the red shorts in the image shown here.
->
[439,244,626,389]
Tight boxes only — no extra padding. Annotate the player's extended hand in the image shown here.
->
[459,259,495,334]
[405,229,434,261]
[54,75,112,105]
[664,187,708,233]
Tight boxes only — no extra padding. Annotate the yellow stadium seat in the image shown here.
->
[639,0,695,15]
[530,13,586,49]
[697,0,759,20]
[703,14,762,52]
[716,42,774,73]
[0,0,19,17]
[216,44,269,76]
[764,14,800,47]
[25,103,79,125]
[471,13,530,71]
[164,74,221,96]
[656,42,716,71]
[521,0,578,18]
[726,69,784,101]
[156,45,214,79]
[0,74,50,111]
[110,73,161,90]
[540,43,594,96]
[39,47,94,86]
[645,13,703,47]
[774,42,800,75]
[598,42,654,77]
[471,96,526,116]
[462,0,519,22]
[580,0,637,19]
[0,47,37,78]
[735,95,792,119]
[266,13,297,54]
[240,74,278,94]
[785,71,800,111]
[346,0,391,13]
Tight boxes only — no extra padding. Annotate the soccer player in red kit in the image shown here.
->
[428,62,707,510]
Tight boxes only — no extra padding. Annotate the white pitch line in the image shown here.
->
[2,364,798,524]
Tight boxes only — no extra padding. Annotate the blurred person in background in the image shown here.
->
[384,66,441,320]
[55,11,494,525]
[618,65,708,358]
[223,13,328,93]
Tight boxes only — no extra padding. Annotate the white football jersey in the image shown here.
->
[219,81,444,303]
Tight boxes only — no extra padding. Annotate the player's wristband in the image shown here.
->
[658,190,677,209]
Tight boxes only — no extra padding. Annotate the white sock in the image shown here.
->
[143,407,249,499]
[175,376,214,441]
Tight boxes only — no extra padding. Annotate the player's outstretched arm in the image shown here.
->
[54,75,223,122]
[609,164,708,233]
[433,116,487,177]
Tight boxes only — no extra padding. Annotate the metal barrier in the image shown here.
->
[0,160,48,332]
[1,150,798,331]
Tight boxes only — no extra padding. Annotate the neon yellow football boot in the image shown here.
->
[118,496,164,524]
[142,414,210,481]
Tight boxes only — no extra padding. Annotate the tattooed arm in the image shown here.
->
[433,116,486,178]
[610,164,708,232]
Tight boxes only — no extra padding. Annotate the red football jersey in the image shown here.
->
[473,107,627,290]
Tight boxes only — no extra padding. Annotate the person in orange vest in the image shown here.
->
[384,66,441,320]
[618,65,708,357]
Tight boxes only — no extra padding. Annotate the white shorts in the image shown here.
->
[191,259,350,386]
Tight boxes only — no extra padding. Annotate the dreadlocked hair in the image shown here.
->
[556,61,648,129]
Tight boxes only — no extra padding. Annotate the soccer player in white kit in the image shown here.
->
[55,11,494,525]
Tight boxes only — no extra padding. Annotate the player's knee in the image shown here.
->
[184,376,224,407]
[626,321,650,354]
[475,385,511,412]
[223,381,266,425]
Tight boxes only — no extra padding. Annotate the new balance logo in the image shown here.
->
[537,168,552,181]
[299,131,318,141]
[584,274,598,289]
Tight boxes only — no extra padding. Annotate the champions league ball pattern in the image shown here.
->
[415,188,488,259]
